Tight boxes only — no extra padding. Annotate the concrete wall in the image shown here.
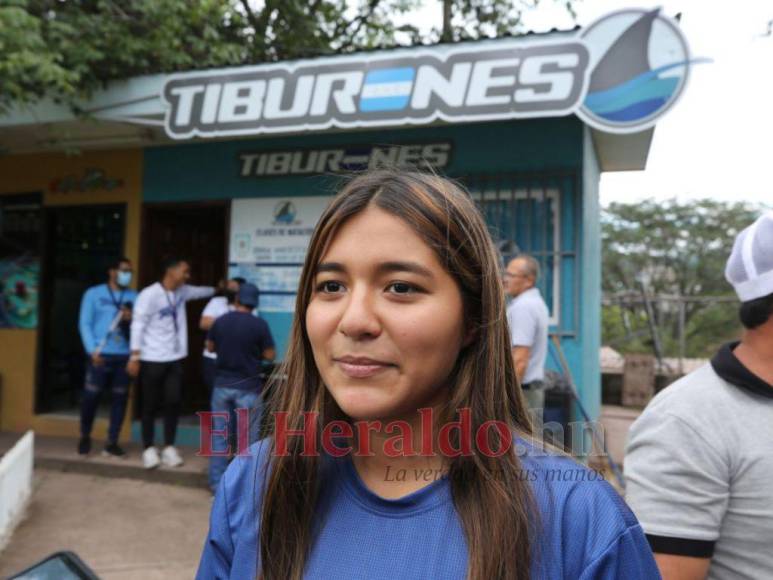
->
[0,431,33,548]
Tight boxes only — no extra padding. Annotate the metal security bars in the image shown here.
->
[463,172,579,334]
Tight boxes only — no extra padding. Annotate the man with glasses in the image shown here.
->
[77,256,137,457]
[504,255,549,422]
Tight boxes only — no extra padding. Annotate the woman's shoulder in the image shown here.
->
[518,440,640,538]
[514,438,656,577]
[221,437,273,487]
[216,438,273,520]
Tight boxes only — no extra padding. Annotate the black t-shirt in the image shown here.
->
[210,311,274,391]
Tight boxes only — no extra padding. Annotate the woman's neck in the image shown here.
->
[351,402,449,499]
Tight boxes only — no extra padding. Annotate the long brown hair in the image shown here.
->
[259,170,536,580]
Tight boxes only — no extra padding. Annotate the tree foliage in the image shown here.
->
[602,198,770,358]
[0,0,575,113]
[438,0,576,42]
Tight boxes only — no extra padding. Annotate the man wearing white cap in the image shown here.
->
[624,211,773,580]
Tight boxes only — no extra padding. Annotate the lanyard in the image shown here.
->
[164,289,180,336]
[107,286,125,311]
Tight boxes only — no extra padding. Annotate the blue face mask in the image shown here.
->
[117,271,132,287]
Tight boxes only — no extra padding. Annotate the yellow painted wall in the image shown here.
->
[0,148,142,440]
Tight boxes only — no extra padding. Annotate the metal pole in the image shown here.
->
[678,298,686,375]
[549,335,626,490]
[638,279,666,370]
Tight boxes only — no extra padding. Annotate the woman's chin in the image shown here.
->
[329,387,399,422]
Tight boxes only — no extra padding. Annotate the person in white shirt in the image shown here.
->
[128,257,214,469]
[503,255,549,423]
[199,277,245,396]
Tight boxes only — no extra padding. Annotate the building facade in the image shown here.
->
[0,9,694,443]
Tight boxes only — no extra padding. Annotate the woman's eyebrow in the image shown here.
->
[315,262,346,274]
[315,260,434,279]
[376,261,434,279]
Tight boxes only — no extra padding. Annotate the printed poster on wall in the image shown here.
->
[229,196,331,312]
[0,193,42,329]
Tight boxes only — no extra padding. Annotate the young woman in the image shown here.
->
[196,171,659,580]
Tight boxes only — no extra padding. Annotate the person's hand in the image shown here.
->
[91,352,104,367]
[126,359,140,378]
[121,306,132,322]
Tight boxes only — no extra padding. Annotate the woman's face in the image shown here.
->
[306,205,468,422]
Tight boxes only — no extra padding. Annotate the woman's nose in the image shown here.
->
[337,287,382,339]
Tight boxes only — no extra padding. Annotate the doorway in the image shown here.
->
[37,204,126,413]
[139,202,228,417]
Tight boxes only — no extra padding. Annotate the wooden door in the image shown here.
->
[139,202,228,415]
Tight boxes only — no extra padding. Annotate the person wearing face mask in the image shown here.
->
[199,277,246,397]
[77,256,138,458]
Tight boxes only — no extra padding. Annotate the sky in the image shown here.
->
[401,0,773,207]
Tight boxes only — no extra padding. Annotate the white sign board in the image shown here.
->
[229,196,331,312]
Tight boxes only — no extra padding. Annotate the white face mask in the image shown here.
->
[117,271,132,287]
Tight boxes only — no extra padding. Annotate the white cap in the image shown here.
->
[725,211,773,302]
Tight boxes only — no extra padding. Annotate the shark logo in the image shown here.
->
[578,9,706,133]
[273,201,298,225]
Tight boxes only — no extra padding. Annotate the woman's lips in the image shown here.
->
[335,359,394,378]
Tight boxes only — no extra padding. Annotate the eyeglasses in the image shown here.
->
[503,272,528,279]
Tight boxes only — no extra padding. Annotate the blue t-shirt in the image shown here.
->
[196,439,660,579]
[78,283,138,356]
[210,311,274,391]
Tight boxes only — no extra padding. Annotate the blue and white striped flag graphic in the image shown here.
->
[359,67,415,112]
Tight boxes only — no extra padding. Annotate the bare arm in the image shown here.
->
[262,347,276,362]
[655,553,710,580]
[200,316,216,331]
[511,346,530,382]
[205,339,216,354]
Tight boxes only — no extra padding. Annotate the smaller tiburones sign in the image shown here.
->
[161,8,700,138]
[238,142,451,177]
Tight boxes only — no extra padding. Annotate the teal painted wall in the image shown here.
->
[579,126,602,422]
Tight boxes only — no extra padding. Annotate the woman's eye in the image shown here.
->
[317,281,343,293]
[387,282,418,295]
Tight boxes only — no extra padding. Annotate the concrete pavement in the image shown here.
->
[0,469,212,579]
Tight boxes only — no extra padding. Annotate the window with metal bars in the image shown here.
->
[464,172,579,333]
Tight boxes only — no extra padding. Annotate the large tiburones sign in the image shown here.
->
[151,8,700,139]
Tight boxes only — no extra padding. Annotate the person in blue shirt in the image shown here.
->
[205,282,275,491]
[196,171,660,580]
[77,256,138,458]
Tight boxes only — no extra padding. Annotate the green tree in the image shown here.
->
[602,198,769,358]
[0,0,575,114]
[438,0,577,42]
